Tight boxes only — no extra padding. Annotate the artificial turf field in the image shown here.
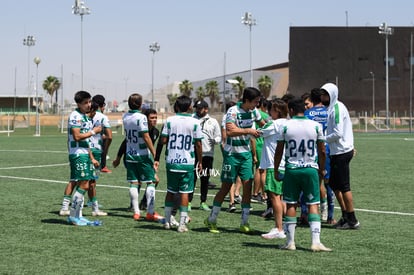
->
[0,127,413,274]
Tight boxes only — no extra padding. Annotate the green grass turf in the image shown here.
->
[0,128,413,274]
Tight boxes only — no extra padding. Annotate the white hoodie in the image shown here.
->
[321,83,354,156]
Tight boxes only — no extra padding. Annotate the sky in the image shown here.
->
[2,0,414,104]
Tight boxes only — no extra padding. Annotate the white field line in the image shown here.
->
[0,174,413,217]
[0,149,66,154]
[0,163,68,170]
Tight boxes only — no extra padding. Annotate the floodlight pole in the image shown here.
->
[23,35,36,126]
[149,42,160,110]
[34,57,41,136]
[242,12,256,87]
[379,22,393,128]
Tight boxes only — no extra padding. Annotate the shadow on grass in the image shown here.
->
[41,218,69,225]
[242,242,310,252]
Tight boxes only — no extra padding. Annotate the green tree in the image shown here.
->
[179,80,193,97]
[205,80,219,109]
[233,76,246,100]
[195,86,205,101]
[257,75,273,99]
[42,75,61,113]
[167,93,179,109]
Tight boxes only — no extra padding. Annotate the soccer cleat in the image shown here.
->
[185,216,192,224]
[164,222,171,230]
[251,194,262,203]
[59,209,70,216]
[239,223,254,234]
[133,213,141,221]
[204,218,220,233]
[234,195,242,204]
[67,216,88,226]
[170,216,180,227]
[227,204,236,213]
[333,217,346,228]
[146,212,164,222]
[280,242,296,251]
[261,207,273,219]
[199,202,211,211]
[261,228,286,239]
[336,221,360,230]
[311,243,332,252]
[100,167,112,173]
[92,210,108,216]
[327,218,337,225]
[177,225,189,233]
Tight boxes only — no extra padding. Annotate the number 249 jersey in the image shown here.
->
[279,116,325,169]
[161,113,203,167]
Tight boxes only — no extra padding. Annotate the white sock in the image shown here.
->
[129,185,140,214]
[70,189,85,218]
[284,217,297,244]
[61,195,71,211]
[146,184,156,215]
[179,211,188,226]
[92,200,99,212]
[309,221,321,245]
[209,205,221,223]
[164,206,172,224]
[241,207,250,225]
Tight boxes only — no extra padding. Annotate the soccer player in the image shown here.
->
[320,83,360,229]
[205,87,264,234]
[161,96,203,233]
[274,98,332,252]
[122,93,157,221]
[259,99,288,240]
[66,90,103,226]
[92,95,113,173]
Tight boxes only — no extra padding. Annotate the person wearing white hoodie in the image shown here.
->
[320,83,360,230]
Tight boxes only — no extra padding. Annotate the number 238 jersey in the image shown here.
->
[161,113,203,168]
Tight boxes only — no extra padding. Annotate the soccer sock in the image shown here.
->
[70,187,86,218]
[209,201,222,223]
[241,203,251,225]
[164,202,173,224]
[284,216,297,244]
[61,195,71,211]
[146,184,156,215]
[346,211,357,224]
[308,213,321,245]
[129,184,140,214]
[89,197,99,212]
[179,206,189,226]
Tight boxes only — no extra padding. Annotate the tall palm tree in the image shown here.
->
[205,80,219,109]
[42,76,61,113]
[179,80,193,97]
[233,76,246,100]
[257,75,273,99]
[195,86,205,101]
[167,93,179,109]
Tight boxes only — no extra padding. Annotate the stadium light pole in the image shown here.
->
[149,42,160,109]
[369,71,375,117]
[33,57,41,137]
[241,12,256,87]
[23,35,36,126]
[378,22,393,128]
[72,0,91,90]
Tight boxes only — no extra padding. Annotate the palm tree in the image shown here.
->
[257,75,273,99]
[205,80,219,110]
[179,80,193,97]
[167,93,179,110]
[42,76,61,113]
[195,86,205,101]
[233,76,246,100]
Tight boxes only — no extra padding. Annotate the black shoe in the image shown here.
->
[336,220,360,230]
[227,203,236,213]
[139,200,147,211]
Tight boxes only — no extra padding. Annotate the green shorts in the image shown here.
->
[69,154,94,181]
[126,155,155,183]
[221,151,253,183]
[166,164,194,193]
[282,167,320,205]
[264,168,283,195]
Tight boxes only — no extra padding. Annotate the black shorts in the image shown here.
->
[329,150,354,193]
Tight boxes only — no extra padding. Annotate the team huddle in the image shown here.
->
[60,83,359,252]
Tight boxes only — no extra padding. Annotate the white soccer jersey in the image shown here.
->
[259,118,287,170]
[90,111,111,152]
[122,110,150,159]
[279,116,325,169]
[67,109,92,155]
[223,102,262,155]
[161,113,203,169]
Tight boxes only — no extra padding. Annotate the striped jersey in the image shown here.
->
[278,116,325,169]
[122,110,150,160]
[161,113,203,170]
[90,111,111,152]
[67,108,92,155]
[259,118,287,170]
[223,102,262,155]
